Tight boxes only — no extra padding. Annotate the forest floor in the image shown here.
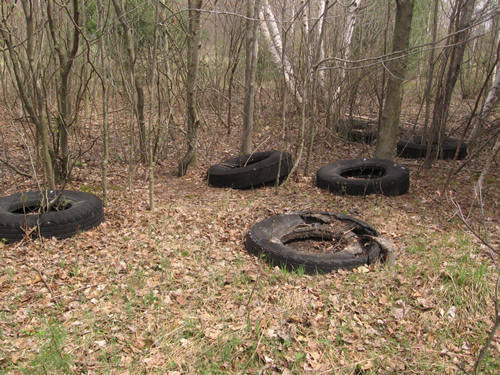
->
[0,103,499,374]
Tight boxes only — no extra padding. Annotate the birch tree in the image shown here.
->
[260,0,302,104]
[470,34,500,146]
[336,0,362,96]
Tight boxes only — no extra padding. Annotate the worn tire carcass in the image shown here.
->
[0,190,104,243]
[208,150,292,189]
[397,136,467,160]
[245,211,382,274]
[316,158,409,196]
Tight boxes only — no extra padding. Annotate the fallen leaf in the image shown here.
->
[24,274,42,285]
[176,295,188,307]
[94,340,106,348]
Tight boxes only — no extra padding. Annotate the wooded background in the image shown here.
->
[0,0,498,207]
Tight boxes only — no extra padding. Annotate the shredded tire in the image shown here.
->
[207,150,292,189]
[316,158,410,196]
[245,211,382,274]
[0,190,104,244]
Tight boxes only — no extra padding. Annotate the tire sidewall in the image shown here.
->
[208,150,292,189]
[0,190,104,243]
[397,136,467,160]
[246,211,381,273]
[316,158,409,196]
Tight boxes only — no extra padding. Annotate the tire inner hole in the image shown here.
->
[281,228,365,255]
[341,167,386,180]
[239,155,267,167]
[12,201,72,215]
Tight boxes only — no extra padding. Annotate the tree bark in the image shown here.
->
[422,0,440,142]
[470,35,500,147]
[376,0,415,159]
[425,0,476,168]
[147,0,160,211]
[260,0,302,104]
[178,0,203,177]
[0,1,56,189]
[112,0,148,161]
[241,0,260,155]
[47,0,81,182]
[336,0,361,97]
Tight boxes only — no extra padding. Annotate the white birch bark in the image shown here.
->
[343,0,362,60]
[480,55,500,122]
[336,0,362,94]
[467,11,499,145]
[475,133,500,199]
[315,0,328,88]
[260,0,302,103]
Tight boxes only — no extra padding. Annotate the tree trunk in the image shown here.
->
[147,0,160,211]
[425,0,476,168]
[470,35,500,147]
[94,0,110,206]
[241,0,260,155]
[259,0,302,104]
[376,0,415,159]
[47,0,80,182]
[305,1,329,175]
[112,0,147,161]
[0,1,56,189]
[422,0,440,142]
[178,0,203,177]
[336,0,361,97]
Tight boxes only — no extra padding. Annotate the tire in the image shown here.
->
[397,136,467,160]
[208,150,292,189]
[245,211,382,274]
[0,190,104,244]
[347,123,377,144]
[316,158,409,196]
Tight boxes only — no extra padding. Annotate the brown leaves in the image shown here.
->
[0,153,497,374]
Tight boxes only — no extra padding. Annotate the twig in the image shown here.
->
[0,157,32,177]
[454,128,500,174]
[55,284,102,298]
[449,197,499,268]
[448,195,500,374]
[473,276,500,375]
[25,263,61,306]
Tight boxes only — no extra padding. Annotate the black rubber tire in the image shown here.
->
[397,136,467,160]
[347,122,377,144]
[316,158,409,196]
[0,190,104,244]
[208,150,292,189]
[245,211,382,274]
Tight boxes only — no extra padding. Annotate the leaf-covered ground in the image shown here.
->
[0,107,499,374]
